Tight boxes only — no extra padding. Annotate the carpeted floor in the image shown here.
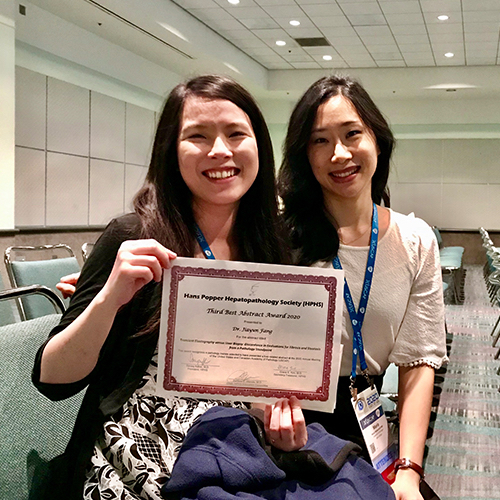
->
[424,265,500,500]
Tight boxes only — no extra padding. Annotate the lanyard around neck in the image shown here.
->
[332,203,379,385]
[195,224,216,260]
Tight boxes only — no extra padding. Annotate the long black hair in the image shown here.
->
[134,74,288,265]
[279,74,395,265]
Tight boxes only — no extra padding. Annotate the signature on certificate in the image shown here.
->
[186,353,212,369]
[227,370,267,387]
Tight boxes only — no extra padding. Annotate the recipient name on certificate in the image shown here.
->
[157,258,344,412]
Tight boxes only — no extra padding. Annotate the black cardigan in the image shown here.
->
[32,214,162,499]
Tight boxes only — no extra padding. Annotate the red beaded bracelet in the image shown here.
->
[394,458,425,480]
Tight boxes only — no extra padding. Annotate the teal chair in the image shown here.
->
[432,227,465,304]
[4,245,80,320]
[380,363,399,415]
[0,272,16,326]
[0,289,82,499]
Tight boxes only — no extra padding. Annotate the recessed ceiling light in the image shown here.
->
[276,40,286,46]
[158,22,189,42]
[437,15,449,21]
[289,20,300,26]
[223,62,241,74]
[323,55,332,61]
[228,0,240,4]
[445,52,454,58]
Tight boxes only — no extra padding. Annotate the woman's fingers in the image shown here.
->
[289,395,308,448]
[122,240,177,269]
[56,282,77,299]
[264,397,307,451]
[59,272,80,285]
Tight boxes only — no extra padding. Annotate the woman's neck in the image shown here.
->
[325,195,375,247]
[193,201,238,260]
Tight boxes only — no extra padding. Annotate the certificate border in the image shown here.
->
[162,266,337,401]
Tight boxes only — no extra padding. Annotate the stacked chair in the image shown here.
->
[4,244,80,320]
[433,227,465,305]
[479,228,500,388]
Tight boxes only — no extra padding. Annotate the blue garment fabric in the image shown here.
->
[161,406,395,500]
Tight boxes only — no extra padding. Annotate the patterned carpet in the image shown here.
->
[424,266,500,500]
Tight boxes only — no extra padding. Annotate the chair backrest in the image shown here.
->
[0,272,17,326]
[5,245,80,320]
[432,227,443,247]
[381,363,399,397]
[0,314,84,499]
[82,242,95,262]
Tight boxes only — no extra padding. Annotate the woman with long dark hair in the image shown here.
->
[33,75,306,499]
[279,75,447,500]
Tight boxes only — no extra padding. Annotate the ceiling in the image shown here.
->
[18,0,500,100]
[171,0,500,70]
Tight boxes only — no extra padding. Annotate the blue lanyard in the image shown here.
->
[195,225,216,260]
[332,203,379,385]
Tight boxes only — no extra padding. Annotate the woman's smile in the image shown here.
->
[203,167,240,180]
[329,165,361,182]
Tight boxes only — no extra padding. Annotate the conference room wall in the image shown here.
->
[15,66,154,228]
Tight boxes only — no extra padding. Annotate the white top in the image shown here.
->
[313,209,448,376]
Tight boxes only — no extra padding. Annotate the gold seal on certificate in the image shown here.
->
[157,258,344,412]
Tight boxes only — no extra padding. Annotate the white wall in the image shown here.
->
[0,1,15,230]
[15,67,154,228]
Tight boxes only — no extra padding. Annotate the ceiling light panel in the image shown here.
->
[175,0,219,7]
[429,33,466,43]
[239,18,279,29]
[463,10,500,23]
[465,32,499,42]
[426,22,463,34]
[394,34,431,44]
[252,0,296,5]
[300,4,343,17]
[379,1,422,15]
[377,60,406,67]
[260,5,303,17]
[341,2,383,16]
[312,16,352,28]
[291,62,321,69]
[384,13,425,25]
[346,14,387,26]
[390,24,428,35]
[398,44,433,54]
[355,25,393,37]
[284,27,324,38]
[462,0,500,11]
[463,22,500,33]
[419,0,461,12]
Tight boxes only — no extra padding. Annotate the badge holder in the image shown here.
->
[351,376,398,484]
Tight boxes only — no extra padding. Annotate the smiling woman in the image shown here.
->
[31,75,300,500]
[279,75,448,500]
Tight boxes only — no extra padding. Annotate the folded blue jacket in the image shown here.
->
[161,406,395,500]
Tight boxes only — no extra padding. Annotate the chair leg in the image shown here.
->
[491,315,500,337]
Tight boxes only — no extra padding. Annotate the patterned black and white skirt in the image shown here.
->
[83,353,244,500]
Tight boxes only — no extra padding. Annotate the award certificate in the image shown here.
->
[157,258,344,411]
